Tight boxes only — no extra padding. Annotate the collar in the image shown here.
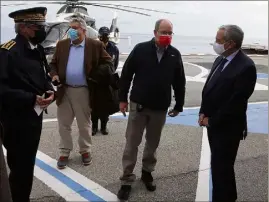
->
[225,49,239,61]
[29,42,37,50]
[15,34,37,50]
[155,44,168,51]
[152,38,168,51]
[70,38,85,47]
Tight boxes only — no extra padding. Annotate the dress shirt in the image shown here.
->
[65,38,87,86]
[221,49,240,71]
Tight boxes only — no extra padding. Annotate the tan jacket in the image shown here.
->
[49,37,113,106]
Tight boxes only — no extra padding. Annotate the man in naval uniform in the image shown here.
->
[0,7,55,202]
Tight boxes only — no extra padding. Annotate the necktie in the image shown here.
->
[207,58,228,86]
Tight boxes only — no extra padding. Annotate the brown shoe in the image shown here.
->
[57,156,69,169]
[81,153,92,166]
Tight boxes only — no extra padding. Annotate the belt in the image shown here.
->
[66,84,87,88]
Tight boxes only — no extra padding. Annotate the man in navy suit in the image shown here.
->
[199,24,257,202]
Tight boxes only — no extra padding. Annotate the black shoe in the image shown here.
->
[141,170,156,191]
[117,185,132,201]
[92,128,98,136]
[101,128,109,135]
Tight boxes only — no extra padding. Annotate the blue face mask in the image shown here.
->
[68,28,79,41]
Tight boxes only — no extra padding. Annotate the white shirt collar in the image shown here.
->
[225,49,239,61]
[29,42,37,49]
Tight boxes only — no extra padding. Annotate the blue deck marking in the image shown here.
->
[112,103,268,134]
[209,169,212,201]
[257,73,268,79]
[35,159,106,202]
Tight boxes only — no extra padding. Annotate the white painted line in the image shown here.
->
[34,166,88,201]
[186,76,207,83]
[2,147,88,202]
[36,151,119,202]
[118,61,124,68]
[195,127,211,201]
[184,62,209,79]
[255,83,268,90]
[249,101,268,104]
[43,118,57,122]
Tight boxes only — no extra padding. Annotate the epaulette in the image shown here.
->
[0,40,16,50]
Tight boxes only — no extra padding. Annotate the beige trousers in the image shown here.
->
[120,101,167,185]
[57,86,92,157]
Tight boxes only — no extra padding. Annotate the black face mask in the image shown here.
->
[29,27,47,45]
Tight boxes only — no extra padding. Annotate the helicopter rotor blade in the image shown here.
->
[87,2,176,14]
[1,3,32,7]
[35,1,67,5]
[0,1,65,7]
[81,2,151,16]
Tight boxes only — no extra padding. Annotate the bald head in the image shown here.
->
[154,19,173,31]
[154,19,173,47]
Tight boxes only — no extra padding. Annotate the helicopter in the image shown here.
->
[1,0,175,56]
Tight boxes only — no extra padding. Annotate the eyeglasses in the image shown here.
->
[158,31,174,36]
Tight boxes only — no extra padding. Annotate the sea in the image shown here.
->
[1,31,267,55]
[116,33,268,55]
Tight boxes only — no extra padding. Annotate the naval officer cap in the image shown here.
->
[8,7,48,25]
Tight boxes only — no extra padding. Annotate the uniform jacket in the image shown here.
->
[0,34,54,121]
[49,37,115,111]
[199,50,257,139]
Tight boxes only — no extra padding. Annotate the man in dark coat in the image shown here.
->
[91,26,120,135]
[199,24,257,202]
[0,7,55,202]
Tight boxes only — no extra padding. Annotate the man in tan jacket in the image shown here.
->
[50,14,113,169]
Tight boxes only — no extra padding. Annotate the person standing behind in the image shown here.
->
[198,25,257,202]
[117,19,186,200]
[49,14,113,169]
[91,26,120,136]
[0,7,55,202]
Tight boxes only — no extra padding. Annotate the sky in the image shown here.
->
[1,1,268,42]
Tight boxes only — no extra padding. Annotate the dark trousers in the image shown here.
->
[91,112,109,129]
[207,128,241,202]
[2,117,42,202]
[0,135,12,202]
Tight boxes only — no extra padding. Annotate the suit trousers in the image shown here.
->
[57,86,92,157]
[207,128,241,202]
[0,135,12,202]
[120,101,167,185]
[2,117,42,202]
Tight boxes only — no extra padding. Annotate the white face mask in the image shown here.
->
[213,42,226,55]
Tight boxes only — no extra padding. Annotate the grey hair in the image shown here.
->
[70,13,87,30]
[219,24,244,48]
[154,19,173,31]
